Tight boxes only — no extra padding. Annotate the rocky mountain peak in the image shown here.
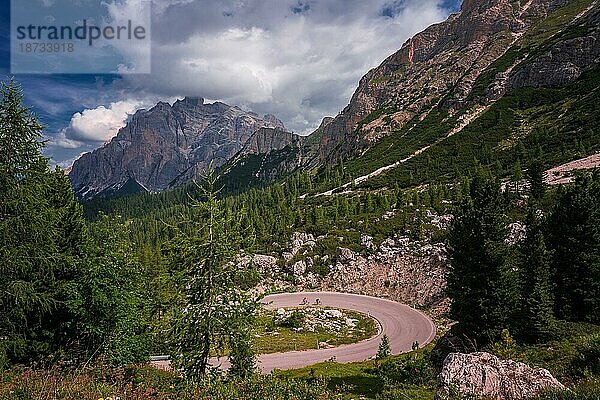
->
[318,117,334,130]
[239,128,299,156]
[69,98,289,199]
[179,96,205,106]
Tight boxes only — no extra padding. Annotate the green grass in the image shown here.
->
[0,365,339,400]
[520,0,595,47]
[278,347,437,399]
[343,108,459,182]
[359,66,600,191]
[252,307,378,354]
[279,359,384,398]
[532,379,600,400]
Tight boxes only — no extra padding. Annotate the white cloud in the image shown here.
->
[103,0,152,73]
[49,151,89,170]
[46,129,84,149]
[66,99,150,142]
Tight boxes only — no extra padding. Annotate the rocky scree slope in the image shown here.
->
[68,97,286,199]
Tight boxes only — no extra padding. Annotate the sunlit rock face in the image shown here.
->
[310,0,598,166]
[437,352,564,400]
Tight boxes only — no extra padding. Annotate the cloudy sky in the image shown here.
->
[0,0,462,168]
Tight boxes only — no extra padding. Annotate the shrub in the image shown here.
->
[375,351,436,387]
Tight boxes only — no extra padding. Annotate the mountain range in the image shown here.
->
[69,97,286,199]
[69,0,600,199]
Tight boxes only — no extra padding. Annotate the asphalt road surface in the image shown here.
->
[152,292,436,373]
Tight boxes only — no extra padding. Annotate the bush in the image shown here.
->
[572,334,600,378]
[532,379,600,400]
[278,311,305,329]
[375,351,436,387]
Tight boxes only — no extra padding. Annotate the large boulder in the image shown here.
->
[437,352,564,400]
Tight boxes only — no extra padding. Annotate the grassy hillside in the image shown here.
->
[359,66,600,190]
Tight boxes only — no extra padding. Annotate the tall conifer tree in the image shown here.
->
[171,169,258,378]
[519,207,555,341]
[447,168,519,340]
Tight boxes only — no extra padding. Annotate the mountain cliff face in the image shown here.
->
[236,128,299,157]
[69,97,286,198]
[218,128,305,191]
[310,0,597,165]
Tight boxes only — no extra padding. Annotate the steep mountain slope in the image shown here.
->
[220,0,600,192]
[216,128,305,191]
[312,0,598,164]
[69,97,286,199]
[343,0,600,190]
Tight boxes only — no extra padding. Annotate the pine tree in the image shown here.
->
[171,168,258,378]
[527,159,545,201]
[0,79,93,365]
[228,326,256,378]
[79,216,152,365]
[547,172,600,324]
[0,79,46,189]
[447,168,519,340]
[519,207,555,341]
[376,334,391,359]
[511,161,523,197]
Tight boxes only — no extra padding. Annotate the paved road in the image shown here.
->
[210,291,436,373]
[152,292,436,373]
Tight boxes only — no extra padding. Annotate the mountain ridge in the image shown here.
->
[69,97,289,199]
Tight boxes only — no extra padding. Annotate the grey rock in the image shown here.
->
[506,221,527,245]
[252,254,279,272]
[324,237,448,314]
[292,260,307,277]
[360,234,376,251]
[437,352,565,400]
[288,232,316,258]
[508,7,600,90]
[235,128,299,157]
